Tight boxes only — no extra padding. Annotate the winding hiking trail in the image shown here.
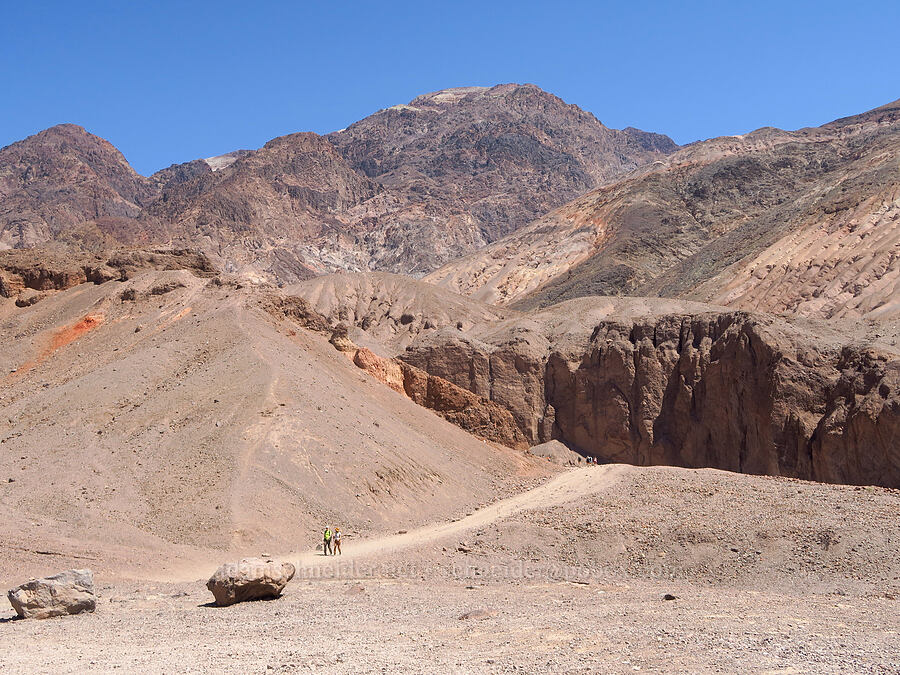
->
[289,464,623,569]
[165,464,622,582]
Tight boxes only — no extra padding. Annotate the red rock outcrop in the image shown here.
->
[347,346,527,449]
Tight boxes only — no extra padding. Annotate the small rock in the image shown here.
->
[663,593,677,601]
[459,608,497,620]
[15,289,47,308]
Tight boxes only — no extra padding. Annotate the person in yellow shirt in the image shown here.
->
[323,527,333,555]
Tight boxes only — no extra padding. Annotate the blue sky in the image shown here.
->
[2,0,898,175]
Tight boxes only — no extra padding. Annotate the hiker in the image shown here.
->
[323,526,333,555]
[333,527,342,555]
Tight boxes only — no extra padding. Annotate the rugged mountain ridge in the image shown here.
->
[0,84,677,281]
[327,84,676,272]
[146,132,381,280]
[427,98,900,321]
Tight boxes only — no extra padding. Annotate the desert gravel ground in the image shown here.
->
[3,576,898,674]
[2,465,898,674]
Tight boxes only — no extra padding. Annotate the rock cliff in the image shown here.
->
[402,298,900,487]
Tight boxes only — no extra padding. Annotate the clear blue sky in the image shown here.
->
[3,0,898,176]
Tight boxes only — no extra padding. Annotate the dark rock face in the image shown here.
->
[811,349,900,486]
[402,309,900,488]
[0,247,217,298]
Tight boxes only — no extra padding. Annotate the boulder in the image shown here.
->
[14,288,47,307]
[206,558,295,606]
[7,569,96,619]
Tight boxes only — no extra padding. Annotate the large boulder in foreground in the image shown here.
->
[7,569,96,619]
[206,558,296,606]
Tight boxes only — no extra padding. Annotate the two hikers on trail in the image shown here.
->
[323,526,342,555]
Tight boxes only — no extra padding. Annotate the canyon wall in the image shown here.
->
[402,309,900,487]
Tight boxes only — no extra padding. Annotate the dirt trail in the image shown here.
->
[166,465,620,581]
[290,464,623,568]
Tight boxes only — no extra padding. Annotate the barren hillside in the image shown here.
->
[0,264,552,582]
[427,98,900,321]
[286,271,516,355]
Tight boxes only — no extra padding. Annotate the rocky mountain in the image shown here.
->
[327,84,677,272]
[145,132,381,280]
[427,98,900,321]
[0,124,157,251]
[0,85,677,281]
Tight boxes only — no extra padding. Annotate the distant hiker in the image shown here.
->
[333,527,342,555]
[323,527,333,555]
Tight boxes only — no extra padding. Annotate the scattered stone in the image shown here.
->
[15,289,47,307]
[150,281,185,295]
[206,558,295,606]
[7,569,96,619]
[458,608,497,620]
[345,583,366,596]
[663,593,677,601]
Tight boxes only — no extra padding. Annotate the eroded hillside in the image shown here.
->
[401,296,900,487]
[0,260,551,580]
[427,99,900,321]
